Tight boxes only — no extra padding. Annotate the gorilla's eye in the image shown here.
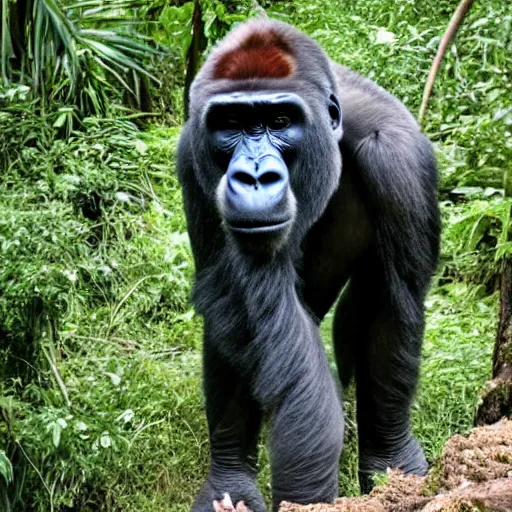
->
[268,115,291,131]
[225,114,241,129]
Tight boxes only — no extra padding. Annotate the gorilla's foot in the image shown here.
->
[358,433,428,494]
[213,493,252,512]
[192,474,266,512]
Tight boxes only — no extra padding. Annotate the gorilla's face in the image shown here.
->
[205,91,341,252]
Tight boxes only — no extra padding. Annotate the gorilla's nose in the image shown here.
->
[226,155,288,214]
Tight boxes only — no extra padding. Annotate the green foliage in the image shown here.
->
[1,346,205,511]
[0,93,202,510]
[0,450,13,485]
[0,99,191,342]
[200,0,260,45]
[415,280,497,459]
[159,2,196,57]
[268,0,511,193]
[158,0,263,60]
[438,197,512,287]
[1,0,160,116]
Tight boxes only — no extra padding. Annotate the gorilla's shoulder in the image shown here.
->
[332,63,420,148]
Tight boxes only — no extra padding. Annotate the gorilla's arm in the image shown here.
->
[178,126,267,511]
[335,65,439,295]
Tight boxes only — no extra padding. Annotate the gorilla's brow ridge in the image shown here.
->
[213,28,296,80]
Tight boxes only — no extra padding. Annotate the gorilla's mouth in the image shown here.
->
[227,217,292,234]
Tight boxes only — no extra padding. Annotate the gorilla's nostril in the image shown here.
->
[233,172,257,186]
[258,171,283,186]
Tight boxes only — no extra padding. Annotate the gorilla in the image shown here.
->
[177,18,440,512]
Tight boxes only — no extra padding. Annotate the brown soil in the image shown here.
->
[279,419,512,512]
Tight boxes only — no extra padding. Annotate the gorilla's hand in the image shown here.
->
[213,493,253,512]
[192,475,265,512]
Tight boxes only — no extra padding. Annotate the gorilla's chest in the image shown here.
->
[301,166,373,319]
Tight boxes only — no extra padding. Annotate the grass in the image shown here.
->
[0,0,510,510]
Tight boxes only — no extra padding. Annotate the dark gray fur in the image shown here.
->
[178,19,440,512]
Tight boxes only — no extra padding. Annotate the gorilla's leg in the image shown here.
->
[333,259,428,494]
[192,330,266,512]
[267,347,344,511]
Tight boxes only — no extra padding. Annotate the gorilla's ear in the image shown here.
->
[328,94,342,131]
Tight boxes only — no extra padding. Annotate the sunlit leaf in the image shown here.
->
[100,431,112,448]
[105,372,122,386]
[0,451,13,484]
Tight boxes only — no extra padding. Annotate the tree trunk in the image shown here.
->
[475,259,512,425]
[184,0,206,120]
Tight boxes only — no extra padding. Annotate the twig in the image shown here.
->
[106,275,152,337]
[16,442,54,512]
[418,0,475,126]
[42,345,71,408]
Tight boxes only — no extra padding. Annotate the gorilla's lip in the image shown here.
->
[227,218,292,234]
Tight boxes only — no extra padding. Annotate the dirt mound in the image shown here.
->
[437,417,512,489]
[279,419,512,512]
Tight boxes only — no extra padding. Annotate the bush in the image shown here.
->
[0,93,204,511]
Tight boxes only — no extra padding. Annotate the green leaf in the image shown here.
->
[115,409,135,423]
[1,0,11,86]
[134,139,148,154]
[53,422,62,448]
[0,450,13,484]
[450,186,483,197]
[1,0,160,116]
[104,371,121,386]
[159,2,194,57]
[466,215,491,252]
[100,431,112,448]
[53,112,68,128]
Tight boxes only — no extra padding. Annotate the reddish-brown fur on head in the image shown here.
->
[213,28,296,80]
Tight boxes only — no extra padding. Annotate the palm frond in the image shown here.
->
[2,0,162,116]
[63,0,147,12]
